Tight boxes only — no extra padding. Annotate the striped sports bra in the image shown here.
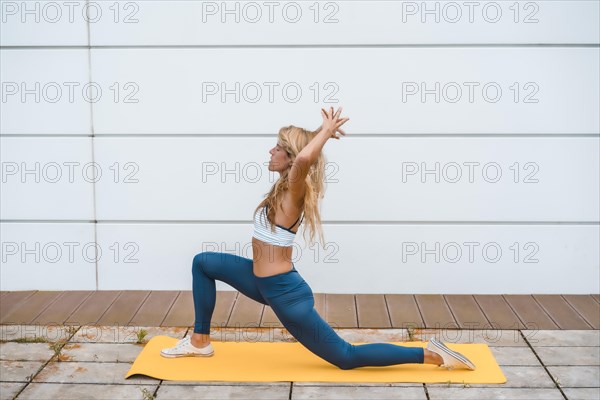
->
[252,204,304,247]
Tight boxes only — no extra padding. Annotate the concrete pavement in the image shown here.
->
[1,325,598,399]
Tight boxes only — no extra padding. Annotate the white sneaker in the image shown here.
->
[160,336,214,358]
[427,337,476,371]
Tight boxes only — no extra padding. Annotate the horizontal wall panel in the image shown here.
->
[94,223,599,294]
[0,0,88,46]
[2,221,596,292]
[2,1,598,47]
[94,137,600,221]
[91,47,600,134]
[0,223,96,290]
[88,1,599,46]
[0,49,91,134]
[0,137,94,220]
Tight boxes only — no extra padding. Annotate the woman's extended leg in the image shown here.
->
[256,270,425,370]
[191,251,267,336]
[277,302,424,370]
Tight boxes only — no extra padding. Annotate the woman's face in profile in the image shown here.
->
[268,142,292,173]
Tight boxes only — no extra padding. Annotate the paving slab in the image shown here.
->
[60,343,145,363]
[535,346,600,366]
[0,382,26,400]
[0,325,74,343]
[185,328,529,346]
[16,383,158,400]
[426,387,564,399]
[186,326,299,344]
[407,329,528,347]
[526,330,600,347]
[32,361,158,385]
[70,326,186,343]
[426,366,556,388]
[292,382,424,387]
[184,327,416,344]
[0,361,44,382]
[291,384,427,399]
[546,366,600,388]
[487,346,541,366]
[0,343,55,362]
[315,329,410,344]
[156,384,291,399]
[562,387,600,400]
[160,380,290,386]
[161,380,425,388]
[184,328,530,346]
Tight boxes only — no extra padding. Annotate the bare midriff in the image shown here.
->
[251,236,295,277]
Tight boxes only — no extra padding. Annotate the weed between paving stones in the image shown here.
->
[136,329,149,345]
[140,387,156,400]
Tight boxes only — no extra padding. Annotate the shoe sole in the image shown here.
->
[160,351,214,358]
[429,338,476,370]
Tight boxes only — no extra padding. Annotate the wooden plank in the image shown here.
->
[444,295,490,329]
[0,291,62,324]
[32,291,92,325]
[534,295,592,329]
[355,294,391,328]
[503,295,558,330]
[96,291,150,326]
[260,304,282,328]
[562,295,600,329]
[211,291,237,327]
[65,291,121,325]
[314,293,326,316]
[178,290,237,333]
[227,292,264,331]
[0,291,36,321]
[129,291,179,327]
[161,291,193,327]
[591,294,599,304]
[414,295,457,329]
[474,295,525,329]
[385,294,424,329]
[261,292,327,329]
[325,294,357,328]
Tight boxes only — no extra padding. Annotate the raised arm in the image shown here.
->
[288,107,349,192]
[297,107,349,166]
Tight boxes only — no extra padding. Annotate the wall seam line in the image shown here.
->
[85,0,99,291]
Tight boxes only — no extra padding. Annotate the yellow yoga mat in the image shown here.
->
[125,336,506,384]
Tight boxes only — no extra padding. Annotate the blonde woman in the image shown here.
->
[161,107,475,371]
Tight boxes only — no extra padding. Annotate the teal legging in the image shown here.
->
[192,251,424,370]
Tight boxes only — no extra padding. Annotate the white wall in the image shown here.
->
[1,0,599,293]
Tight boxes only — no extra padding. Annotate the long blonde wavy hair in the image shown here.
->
[253,125,327,248]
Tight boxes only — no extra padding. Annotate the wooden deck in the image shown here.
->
[1,291,598,330]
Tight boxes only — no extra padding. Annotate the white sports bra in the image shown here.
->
[252,204,304,247]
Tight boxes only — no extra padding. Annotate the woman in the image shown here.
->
[161,107,476,371]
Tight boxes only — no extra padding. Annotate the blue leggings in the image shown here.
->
[192,251,424,370]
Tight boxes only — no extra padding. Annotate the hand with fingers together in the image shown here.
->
[320,106,349,140]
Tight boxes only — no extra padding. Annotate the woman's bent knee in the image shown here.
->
[334,359,356,370]
[316,345,356,370]
[192,251,215,273]
[330,345,358,370]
